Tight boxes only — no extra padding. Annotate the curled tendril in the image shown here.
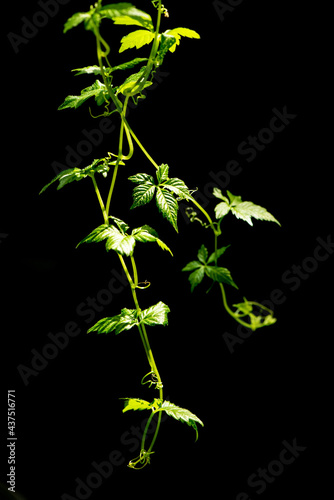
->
[136,280,151,289]
[128,449,154,469]
[151,0,169,17]
[141,371,163,389]
[185,207,210,227]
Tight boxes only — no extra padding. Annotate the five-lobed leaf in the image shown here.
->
[182,245,238,291]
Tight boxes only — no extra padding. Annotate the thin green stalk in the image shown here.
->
[91,175,108,223]
[105,96,130,216]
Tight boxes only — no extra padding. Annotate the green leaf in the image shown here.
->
[197,245,208,264]
[205,266,238,289]
[164,27,201,53]
[187,267,205,292]
[100,3,154,30]
[108,216,130,234]
[156,164,169,184]
[119,29,155,53]
[58,80,107,110]
[162,177,191,200]
[230,200,280,226]
[213,187,229,202]
[214,201,231,219]
[132,225,173,255]
[183,245,237,291]
[128,173,154,184]
[207,246,230,264]
[214,189,280,226]
[88,308,138,335]
[112,57,148,71]
[77,224,136,256]
[159,401,204,441]
[116,66,152,95]
[155,33,176,65]
[156,187,179,232]
[139,301,170,327]
[77,224,112,247]
[63,12,92,33]
[39,159,109,194]
[130,180,156,209]
[121,398,153,413]
[104,227,136,256]
[72,65,106,76]
[181,261,202,272]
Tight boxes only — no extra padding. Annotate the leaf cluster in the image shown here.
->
[88,301,170,335]
[60,2,200,108]
[182,244,238,292]
[121,397,204,441]
[77,218,173,257]
[39,159,110,194]
[129,164,192,232]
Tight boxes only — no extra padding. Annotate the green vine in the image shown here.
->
[40,1,280,468]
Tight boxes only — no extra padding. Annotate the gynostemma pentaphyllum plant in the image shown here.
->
[40,1,280,469]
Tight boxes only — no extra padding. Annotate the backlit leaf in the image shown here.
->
[77,224,136,256]
[230,200,280,226]
[119,29,155,53]
[139,301,170,327]
[156,33,176,65]
[132,225,173,255]
[214,189,280,226]
[164,27,201,53]
[159,401,204,441]
[87,307,138,335]
[100,3,154,30]
[156,187,179,232]
[121,398,153,413]
[156,164,169,183]
[162,177,191,200]
[130,180,156,209]
[64,12,92,33]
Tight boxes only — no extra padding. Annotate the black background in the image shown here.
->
[1,1,330,499]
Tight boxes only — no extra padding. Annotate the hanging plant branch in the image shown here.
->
[39,0,280,469]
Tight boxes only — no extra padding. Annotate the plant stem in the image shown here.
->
[91,175,108,223]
